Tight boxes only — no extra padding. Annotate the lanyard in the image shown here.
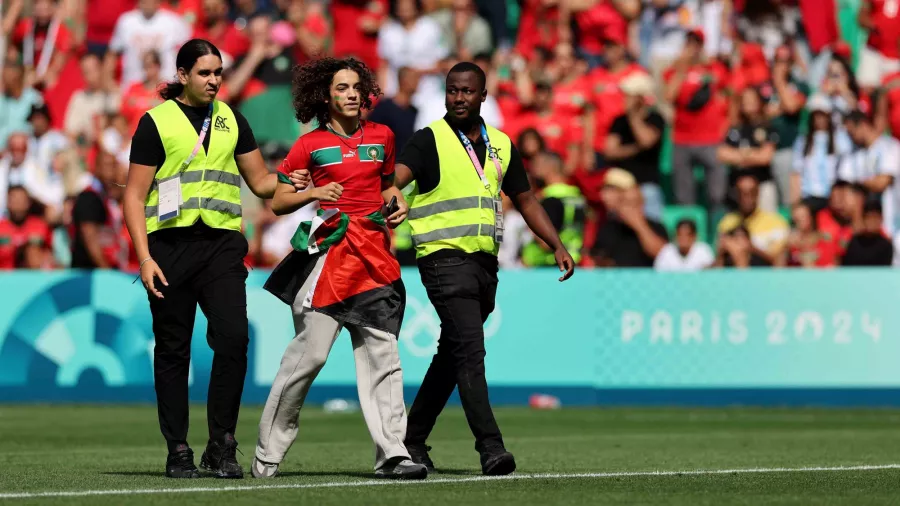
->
[180,103,214,173]
[457,123,503,195]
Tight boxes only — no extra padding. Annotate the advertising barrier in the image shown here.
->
[1,269,898,406]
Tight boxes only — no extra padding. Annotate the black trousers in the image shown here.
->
[148,226,249,453]
[405,255,504,453]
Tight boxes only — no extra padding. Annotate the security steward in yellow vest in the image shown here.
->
[521,152,586,267]
[123,40,310,480]
[393,62,576,476]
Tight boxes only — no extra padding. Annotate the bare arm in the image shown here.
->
[743,142,776,166]
[875,90,890,135]
[864,174,895,193]
[236,149,277,199]
[224,48,266,99]
[717,144,745,165]
[124,162,168,298]
[512,190,575,280]
[858,0,874,30]
[123,163,155,268]
[272,181,320,216]
[611,0,641,20]
[582,107,597,170]
[604,132,641,161]
[393,163,416,191]
[631,219,667,258]
[772,77,804,114]
[1,0,23,35]
[789,172,801,205]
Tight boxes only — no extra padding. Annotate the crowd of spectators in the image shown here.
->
[0,0,898,272]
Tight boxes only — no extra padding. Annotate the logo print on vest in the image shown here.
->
[488,146,502,162]
[214,116,230,132]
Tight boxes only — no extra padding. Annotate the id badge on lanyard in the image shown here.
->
[158,103,214,222]
[458,124,504,243]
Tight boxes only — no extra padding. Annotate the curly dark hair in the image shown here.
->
[291,57,381,125]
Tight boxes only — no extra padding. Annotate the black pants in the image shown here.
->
[148,226,249,453]
[405,255,504,453]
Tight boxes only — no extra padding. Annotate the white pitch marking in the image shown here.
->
[0,464,898,500]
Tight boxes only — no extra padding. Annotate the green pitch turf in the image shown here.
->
[1,405,899,505]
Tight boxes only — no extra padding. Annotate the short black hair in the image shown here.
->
[848,182,868,196]
[447,61,486,91]
[864,200,883,215]
[675,219,697,235]
[847,109,873,125]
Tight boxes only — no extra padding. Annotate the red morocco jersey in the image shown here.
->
[278,121,395,217]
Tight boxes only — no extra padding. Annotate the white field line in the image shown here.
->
[0,464,898,500]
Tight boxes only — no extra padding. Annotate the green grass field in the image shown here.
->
[1,405,899,505]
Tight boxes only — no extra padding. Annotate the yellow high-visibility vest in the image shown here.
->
[406,119,511,258]
[144,99,242,234]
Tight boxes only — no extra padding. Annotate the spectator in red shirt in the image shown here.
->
[504,80,582,175]
[0,185,53,270]
[787,200,838,267]
[85,0,136,56]
[120,51,165,136]
[875,38,900,140]
[11,0,73,90]
[513,0,560,62]
[330,0,388,71]
[816,180,859,259]
[192,0,251,64]
[563,0,638,70]
[584,26,647,171]
[858,0,900,90]
[664,29,729,215]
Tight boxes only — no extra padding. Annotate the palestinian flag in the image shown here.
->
[264,210,405,335]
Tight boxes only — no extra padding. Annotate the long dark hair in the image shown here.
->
[159,39,222,100]
[291,57,380,125]
[803,111,836,157]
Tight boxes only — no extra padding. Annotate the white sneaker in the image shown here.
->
[374,457,428,480]
[251,457,279,478]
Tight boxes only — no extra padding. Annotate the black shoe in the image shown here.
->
[406,443,435,473]
[166,444,201,478]
[374,457,428,480]
[200,433,244,479]
[481,448,516,476]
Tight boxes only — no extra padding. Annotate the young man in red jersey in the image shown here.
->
[253,57,426,481]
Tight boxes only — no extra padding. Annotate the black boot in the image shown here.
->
[480,446,516,476]
[200,433,244,479]
[166,444,201,479]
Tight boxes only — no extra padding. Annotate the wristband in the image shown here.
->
[140,257,153,268]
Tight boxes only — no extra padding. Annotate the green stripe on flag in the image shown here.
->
[359,144,384,162]
[311,146,343,167]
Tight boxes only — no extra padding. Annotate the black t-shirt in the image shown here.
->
[397,117,532,268]
[71,191,107,269]
[842,233,894,266]
[724,122,779,183]
[591,217,669,267]
[367,98,418,157]
[607,110,665,184]
[129,99,258,169]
